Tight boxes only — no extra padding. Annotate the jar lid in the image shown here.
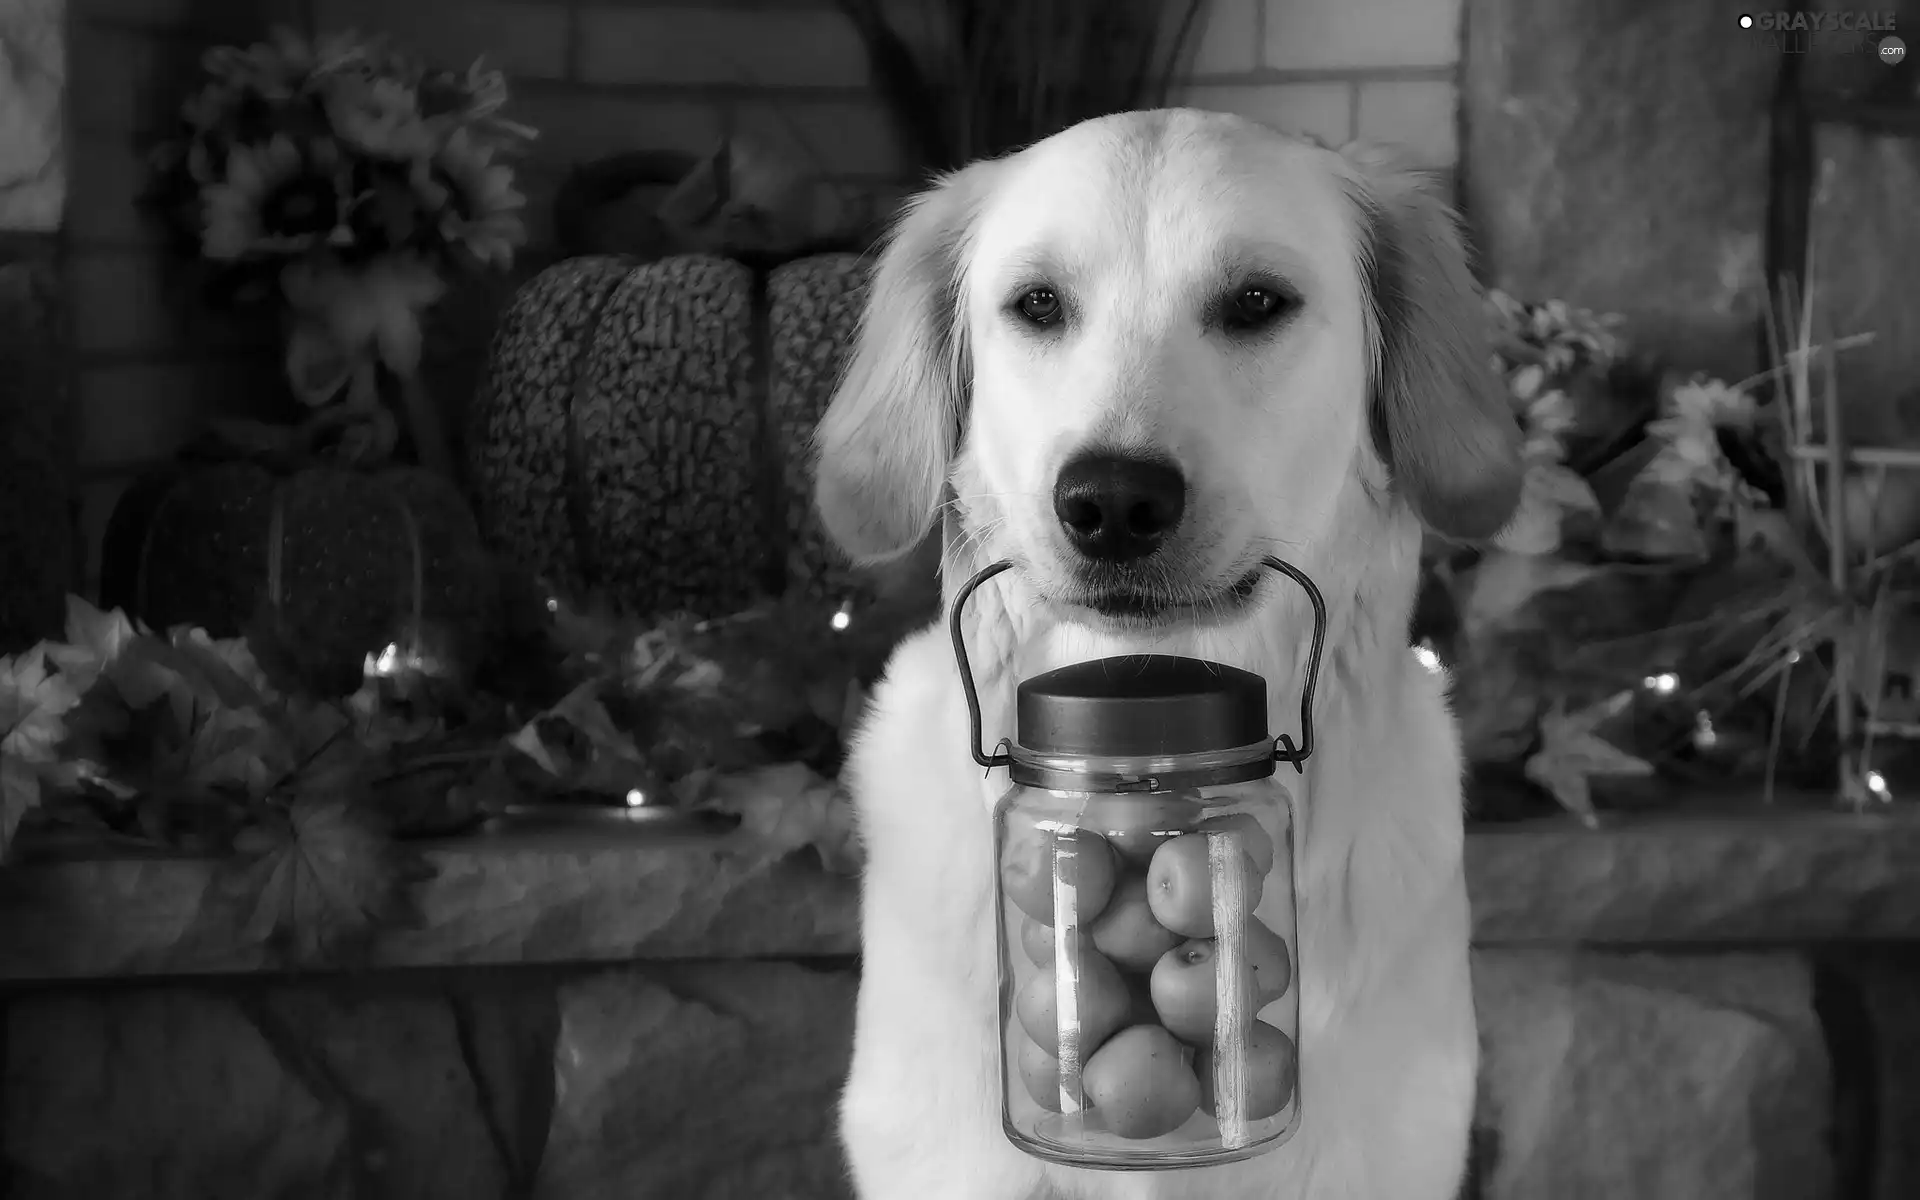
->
[1014,654,1270,759]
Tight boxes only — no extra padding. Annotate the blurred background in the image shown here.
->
[2,0,1920,1198]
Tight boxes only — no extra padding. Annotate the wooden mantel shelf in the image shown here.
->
[3,805,1920,983]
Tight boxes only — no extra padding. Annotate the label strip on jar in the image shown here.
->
[1210,831,1253,1147]
[1052,840,1085,1116]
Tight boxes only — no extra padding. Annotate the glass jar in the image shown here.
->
[950,557,1325,1170]
[986,655,1302,1169]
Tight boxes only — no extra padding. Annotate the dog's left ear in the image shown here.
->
[1342,144,1523,541]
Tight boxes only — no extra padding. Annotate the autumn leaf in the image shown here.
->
[92,692,286,808]
[223,793,435,965]
[166,626,280,705]
[507,679,661,798]
[1454,551,1601,640]
[0,645,81,859]
[1524,690,1654,827]
[1600,468,1709,561]
[686,762,862,874]
[75,623,275,721]
[1495,461,1602,556]
[1,644,81,765]
[43,596,144,693]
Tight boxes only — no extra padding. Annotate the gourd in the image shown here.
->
[100,462,497,695]
[467,252,869,618]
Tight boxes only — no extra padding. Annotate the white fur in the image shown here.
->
[814,110,1521,1200]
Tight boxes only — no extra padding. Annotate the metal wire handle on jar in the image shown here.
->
[947,556,1329,773]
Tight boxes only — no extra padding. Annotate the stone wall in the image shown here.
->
[0,0,63,233]
[1461,0,1920,412]
[5,814,1920,1198]
[4,961,858,1200]
[1459,0,1774,385]
[7,947,1917,1199]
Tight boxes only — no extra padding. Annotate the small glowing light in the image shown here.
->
[829,599,853,633]
[1691,710,1717,750]
[1643,672,1679,696]
[1866,770,1891,800]
[1787,649,1802,665]
[545,597,560,613]
[363,642,401,676]
[1412,640,1442,673]
[625,788,647,808]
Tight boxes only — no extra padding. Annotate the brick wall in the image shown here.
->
[62,0,1464,590]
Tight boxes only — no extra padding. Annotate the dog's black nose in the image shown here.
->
[1052,452,1187,562]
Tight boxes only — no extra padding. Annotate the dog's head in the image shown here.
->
[813,110,1522,632]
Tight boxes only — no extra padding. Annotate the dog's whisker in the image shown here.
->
[947,489,1051,503]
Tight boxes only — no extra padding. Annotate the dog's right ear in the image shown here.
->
[813,161,1001,566]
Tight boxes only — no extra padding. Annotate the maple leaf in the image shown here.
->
[43,596,144,693]
[0,645,81,860]
[223,793,435,966]
[686,762,862,874]
[168,626,280,705]
[1524,690,1654,827]
[0,644,80,766]
[506,680,660,797]
[92,691,284,809]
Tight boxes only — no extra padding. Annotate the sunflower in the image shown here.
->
[202,134,352,261]
[200,26,363,103]
[415,127,526,269]
[322,69,435,161]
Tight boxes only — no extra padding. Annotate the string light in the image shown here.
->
[1786,649,1802,664]
[1865,770,1892,802]
[625,788,647,807]
[1691,710,1717,749]
[365,642,410,678]
[1643,672,1679,696]
[830,598,854,633]
[1411,640,1442,673]
[545,596,560,613]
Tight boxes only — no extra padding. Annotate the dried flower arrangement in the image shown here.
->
[838,0,1207,174]
[142,26,535,473]
[1438,271,1920,824]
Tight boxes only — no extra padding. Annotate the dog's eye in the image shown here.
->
[1017,288,1063,325]
[1225,286,1293,331]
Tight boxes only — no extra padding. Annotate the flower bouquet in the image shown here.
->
[1439,283,1920,824]
[144,26,535,473]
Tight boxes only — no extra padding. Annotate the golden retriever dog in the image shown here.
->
[812,109,1522,1200]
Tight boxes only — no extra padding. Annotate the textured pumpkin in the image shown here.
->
[468,252,869,618]
[99,462,498,692]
